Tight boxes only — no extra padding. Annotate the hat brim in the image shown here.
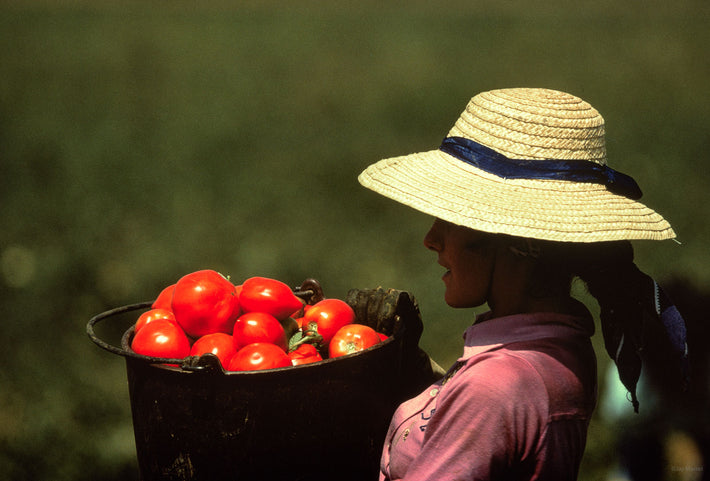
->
[358,149,675,243]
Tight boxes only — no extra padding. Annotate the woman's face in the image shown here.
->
[423,219,497,308]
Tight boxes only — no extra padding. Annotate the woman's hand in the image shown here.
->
[345,287,445,397]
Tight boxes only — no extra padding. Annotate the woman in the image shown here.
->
[357,88,689,480]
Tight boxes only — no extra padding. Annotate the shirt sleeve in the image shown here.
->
[398,351,549,481]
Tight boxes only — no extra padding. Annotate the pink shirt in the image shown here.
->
[380,312,597,481]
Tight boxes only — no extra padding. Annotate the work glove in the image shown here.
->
[345,287,445,399]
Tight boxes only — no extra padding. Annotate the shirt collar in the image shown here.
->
[459,311,595,360]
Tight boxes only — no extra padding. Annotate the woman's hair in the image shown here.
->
[503,236,638,302]
[535,239,636,298]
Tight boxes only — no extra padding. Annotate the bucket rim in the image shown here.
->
[87,302,399,374]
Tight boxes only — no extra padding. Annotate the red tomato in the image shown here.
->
[239,276,304,321]
[190,332,237,368]
[135,308,177,333]
[232,312,288,352]
[171,270,241,338]
[227,343,291,371]
[288,343,323,366]
[377,333,389,341]
[131,319,191,359]
[151,283,175,310]
[302,298,356,345]
[329,324,381,358]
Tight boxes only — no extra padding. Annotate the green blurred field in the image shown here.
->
[1,1,708,479]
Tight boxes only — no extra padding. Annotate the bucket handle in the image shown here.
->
[86,302,193,366]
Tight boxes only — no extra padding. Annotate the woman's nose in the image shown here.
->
[423,220,443,252]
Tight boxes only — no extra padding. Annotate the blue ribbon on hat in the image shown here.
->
[439,136,643,200]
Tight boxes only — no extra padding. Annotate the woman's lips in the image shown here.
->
[438,259,451,281]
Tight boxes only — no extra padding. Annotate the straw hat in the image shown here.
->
[358,88,675,242]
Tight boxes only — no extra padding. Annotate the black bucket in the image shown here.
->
[87,290,410,481]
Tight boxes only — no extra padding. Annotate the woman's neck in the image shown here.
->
[488,244,583,318]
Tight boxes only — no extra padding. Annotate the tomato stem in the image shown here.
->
[287,331,323,352]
